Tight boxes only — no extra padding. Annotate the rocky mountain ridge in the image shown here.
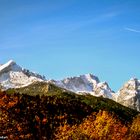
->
[0,60,140,111]
[50,74,114,99]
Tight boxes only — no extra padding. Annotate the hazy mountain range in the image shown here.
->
[0,60,139,111]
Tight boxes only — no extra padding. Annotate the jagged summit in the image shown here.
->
[50,73,114,98]
[4,59,15,65]
[62,73,99,82]
[51,73,99,93]
[121,78,140,92]
[93,81,114,99]
[0,60,16,67]
[80,73,100,85]
[0,60,22,74]
[0,60,46,89]
[130,77,138,81]
[117,77,140,111]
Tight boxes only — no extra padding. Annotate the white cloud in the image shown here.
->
[124,27,140,33]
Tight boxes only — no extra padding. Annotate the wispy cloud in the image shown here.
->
[124,27,140,33]
[61,11,120,32]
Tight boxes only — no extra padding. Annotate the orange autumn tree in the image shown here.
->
[81,110,128,139]
[128,115,140,139]
[55,110,128,140]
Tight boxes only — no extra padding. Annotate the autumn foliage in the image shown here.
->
[0,91,92,139]
[55,111,128,140]
[0,90,140,140]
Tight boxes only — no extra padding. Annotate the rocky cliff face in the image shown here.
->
[117,78,140,111]
[51,74,114,99]
[93,82,114,99]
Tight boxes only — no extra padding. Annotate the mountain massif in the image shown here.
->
[0,60,140,112]
[0,60,140,139]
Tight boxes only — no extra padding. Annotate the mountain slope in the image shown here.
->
[6,81,138,123]
[7,81,70,96]
[1,87,139,139]
[117,78,140,111]
[0,60,46,89]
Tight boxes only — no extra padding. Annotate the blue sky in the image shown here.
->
[0,0,140,91]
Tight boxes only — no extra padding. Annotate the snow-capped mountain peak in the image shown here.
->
[0,60,22,74]
[51,74,100,93]
[0,60,46,89]
[50,74,114,99]
[125,78,140,91]
[80,73,100,87]
[93,81,114,99]
[117,77,140,111]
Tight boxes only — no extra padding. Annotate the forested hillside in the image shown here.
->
[0,89,139,139]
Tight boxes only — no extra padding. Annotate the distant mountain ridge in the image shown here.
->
[0,60,140,111]
[50,74,114,99]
